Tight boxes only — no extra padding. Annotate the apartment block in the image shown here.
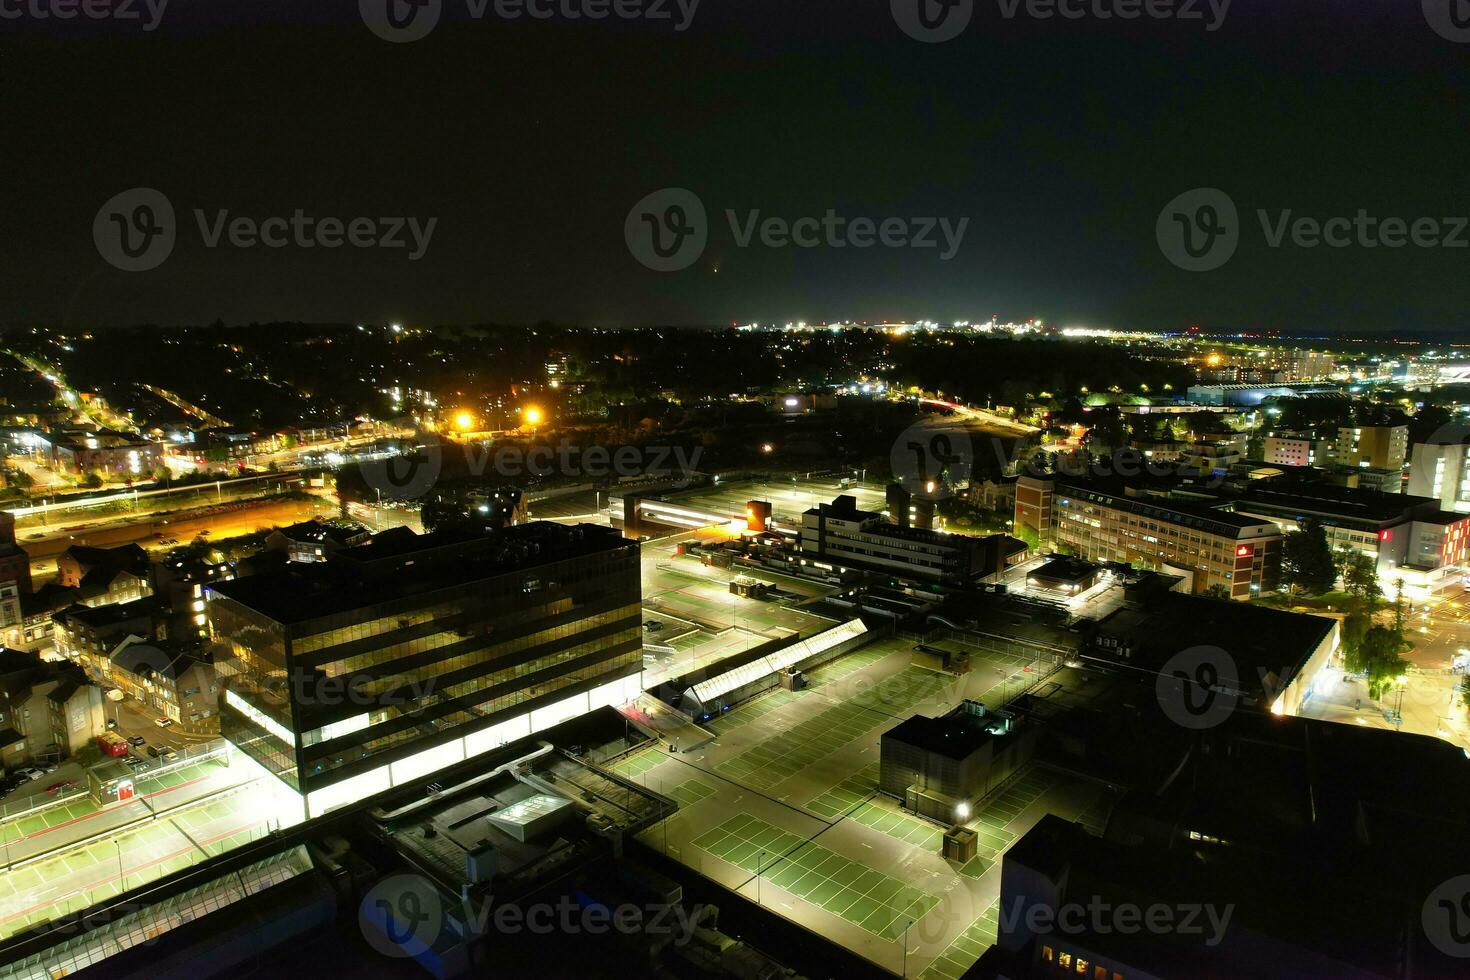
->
[1015,475,1282,599]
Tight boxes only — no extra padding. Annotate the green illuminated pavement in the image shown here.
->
[0,756,245,868]
[0,787,275,941]
[693,813,940,942]
[633,637,1115,977]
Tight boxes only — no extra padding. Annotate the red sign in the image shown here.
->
[1236,545,1253,558]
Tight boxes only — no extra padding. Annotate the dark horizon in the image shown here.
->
[6,1,1470,332]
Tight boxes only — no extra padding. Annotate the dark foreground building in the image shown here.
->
[207,522,642,818]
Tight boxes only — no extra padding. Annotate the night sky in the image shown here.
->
[4,0,1469,332]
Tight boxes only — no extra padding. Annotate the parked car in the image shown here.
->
[123,755,146,769]
[12,766,44,781]
[160,748,178,762]
[129,735,146,747]
[643,621,664,632]
[105,718,118,730]
[146,746,160,759]
[154,717,173,728]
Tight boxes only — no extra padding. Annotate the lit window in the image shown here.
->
[1076,960,1088,975]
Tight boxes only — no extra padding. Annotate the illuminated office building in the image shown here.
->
[207,522,642,818]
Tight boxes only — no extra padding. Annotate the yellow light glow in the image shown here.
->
[454,412,475,431]
[522,406,544,426]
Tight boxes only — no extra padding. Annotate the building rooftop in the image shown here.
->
[1235,482,1437,527]
[883,702,1012,760]
[209,522,632,624]
[1091,591,1334,696]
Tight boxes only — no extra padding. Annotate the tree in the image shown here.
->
[1201,584,1232,600]
[1341,611,1371,662]
[1358,626,1409,702]
[80,471,103,489]
[1014,522,1040,551]
[1280,518,1336,596]
[1342,551,1381,611]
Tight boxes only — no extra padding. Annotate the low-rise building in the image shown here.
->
[265,517,371,563]
[1334,424,1408,471]
[1232,483,1469,596]
[1407,424,1470,513]
[1016,474,1282,599]
[103,637,219,732]
[800,494,1026,586]
[53,596,165,680]
[0,649,105,766]
[1263,430,1330,468]
[56,544,152,606]
[880,701,1025,824]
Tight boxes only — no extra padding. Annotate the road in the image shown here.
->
[24,496,336,584]
[1401,586,1470,669]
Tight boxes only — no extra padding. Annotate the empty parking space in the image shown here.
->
[693,813,939,942]
[921,900,1000,980]
[608,749,666,780]
[706,688,805,734]
[666,778,717,807]
[715,666,952,791]
[804,763,877,819]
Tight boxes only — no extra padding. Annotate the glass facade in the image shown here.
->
[209,526,641,799]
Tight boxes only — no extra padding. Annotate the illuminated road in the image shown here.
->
[25,496,336,584]
[1403,587,1470,669]
[918,397,1039,435]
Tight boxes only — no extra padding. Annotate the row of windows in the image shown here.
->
[315,604,634,681]
[302,648,640,780]
[289,555,633,653]
[1040,945,1123,980]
